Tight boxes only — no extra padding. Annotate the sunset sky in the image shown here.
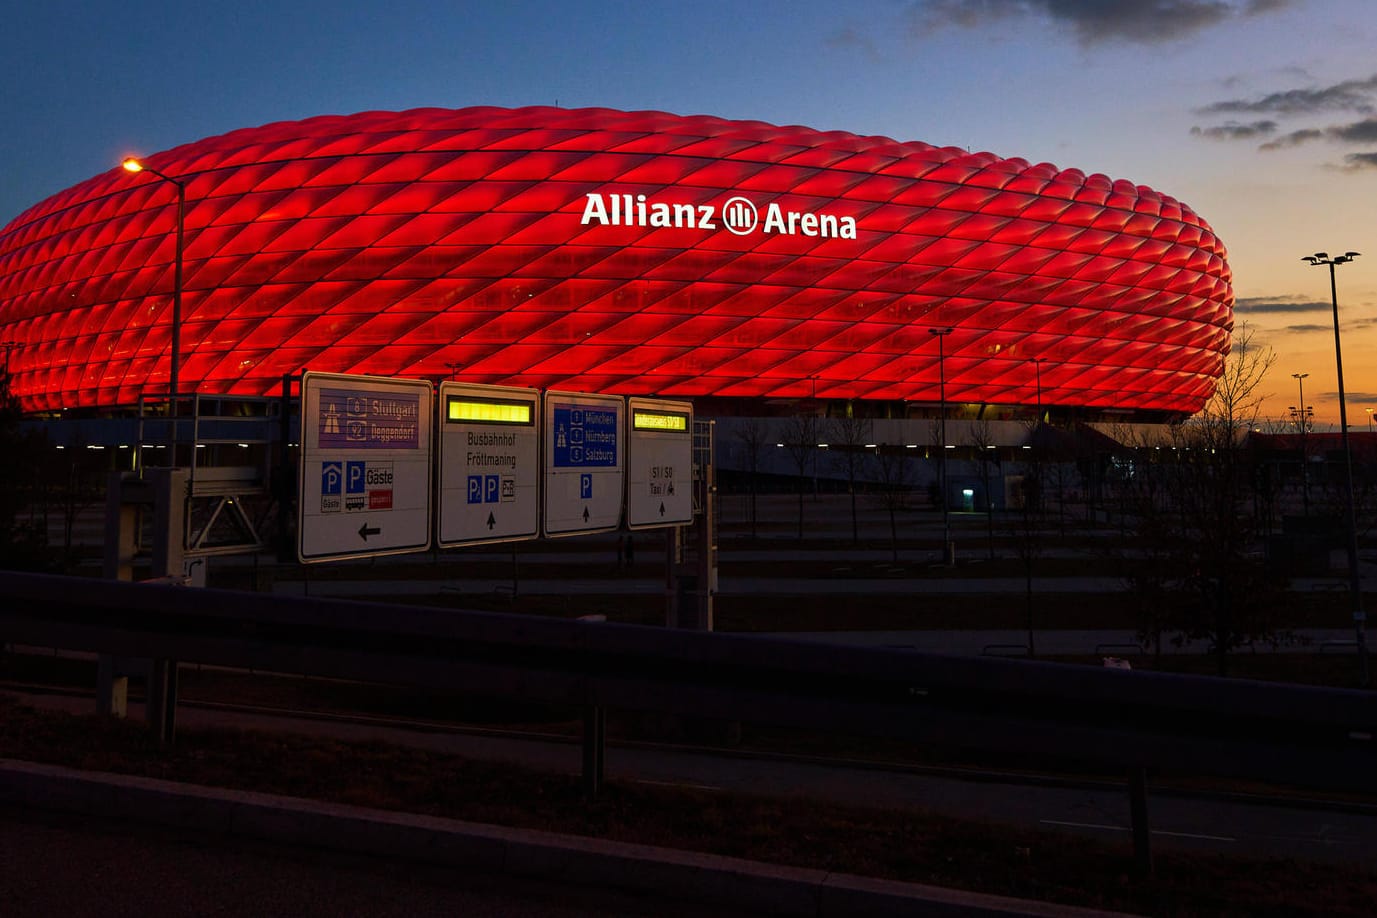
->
[3,0,1373,426]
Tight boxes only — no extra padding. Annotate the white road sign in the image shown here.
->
[298,372,432,563]
[543,391,624,536]
[437,382,540,548]
[626,397,694,529]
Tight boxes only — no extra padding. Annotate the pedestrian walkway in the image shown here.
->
[269,574,1129,598]
[781,627,1358,656]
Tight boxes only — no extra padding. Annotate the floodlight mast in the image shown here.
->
[1302,250,1366,686]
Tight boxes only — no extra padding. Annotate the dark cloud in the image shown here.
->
[1329,118,1377,143]
[1281,316,1377,335]
[1343,151,1377,170]
[906,0,1291,47]
[1258,128,1323,150]
[1190,120,1277,140]
[1235,296,1329,315]
[1249,118,1377,162]
[1201,113,1377,165]
[1198,74,1377,116]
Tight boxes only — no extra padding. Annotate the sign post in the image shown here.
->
[543,392,624,536]
[626,397,694,529]
[298,372,432,563]
[437,382,540,547]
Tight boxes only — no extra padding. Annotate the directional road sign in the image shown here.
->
[298,372,432,563]
[626,397,694,529]
[437,382,540,548]
[543,391,624,536]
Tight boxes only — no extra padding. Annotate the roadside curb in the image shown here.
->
[0,759,1135,917]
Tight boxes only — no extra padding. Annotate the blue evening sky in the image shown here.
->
[3,0,1374,422]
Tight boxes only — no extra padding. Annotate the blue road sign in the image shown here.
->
[321,462,342,495]
[466,474,503,504]
[346,461,367,494]
[552,404,618,468]
[318,387,421,450]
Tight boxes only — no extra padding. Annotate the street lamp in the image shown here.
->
[121,157,186,405]
[1302,251,1366,686]
[930,327,954,563]
[1290,372,1309,429]
[1291,372,1311,516]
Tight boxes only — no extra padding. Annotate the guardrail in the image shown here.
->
[1094,642,1146,656]
[980,643,1031,657]
[3,570,1375,875]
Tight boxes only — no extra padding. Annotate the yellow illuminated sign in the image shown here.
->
[446,398,533,425]
[633,410,689,432]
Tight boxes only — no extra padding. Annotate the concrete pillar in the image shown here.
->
[98,468,188,741]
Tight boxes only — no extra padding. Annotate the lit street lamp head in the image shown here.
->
[121,157,182,187]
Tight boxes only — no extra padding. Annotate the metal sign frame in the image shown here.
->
[297,371,432,563]
[437,382,541,548]
[626,397,695,530]
[542,391,625,537]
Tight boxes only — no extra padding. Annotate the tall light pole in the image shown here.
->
[122,158,186,406]
[930,327,954,563]
[1291,371,1311,516]
[1303,251,1366,686]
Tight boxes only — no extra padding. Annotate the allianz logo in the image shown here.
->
[579,192,858,239]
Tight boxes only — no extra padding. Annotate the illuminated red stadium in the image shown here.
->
[0,106,1233,417]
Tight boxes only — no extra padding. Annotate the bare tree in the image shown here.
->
[967,419,999,560]
[926,419,945,512]
[0,366,54,571]
[1117,323,1287,675]
[781,412,822,539]
[1109,423,1181,665]
[872,443,914,563]
[1047,459,1073,534]
[732,417,772,540]
[828,412,873,544]
[1006,422,1046,657]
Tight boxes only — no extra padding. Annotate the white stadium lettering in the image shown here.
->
[579,192,850,238]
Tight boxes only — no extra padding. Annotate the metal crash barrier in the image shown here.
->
[3,570,1375,876]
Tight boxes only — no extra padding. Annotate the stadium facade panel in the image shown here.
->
[0,106,1233,416]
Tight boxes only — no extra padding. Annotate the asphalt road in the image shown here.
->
[0,804,757,918]
[14,689,1377,869]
